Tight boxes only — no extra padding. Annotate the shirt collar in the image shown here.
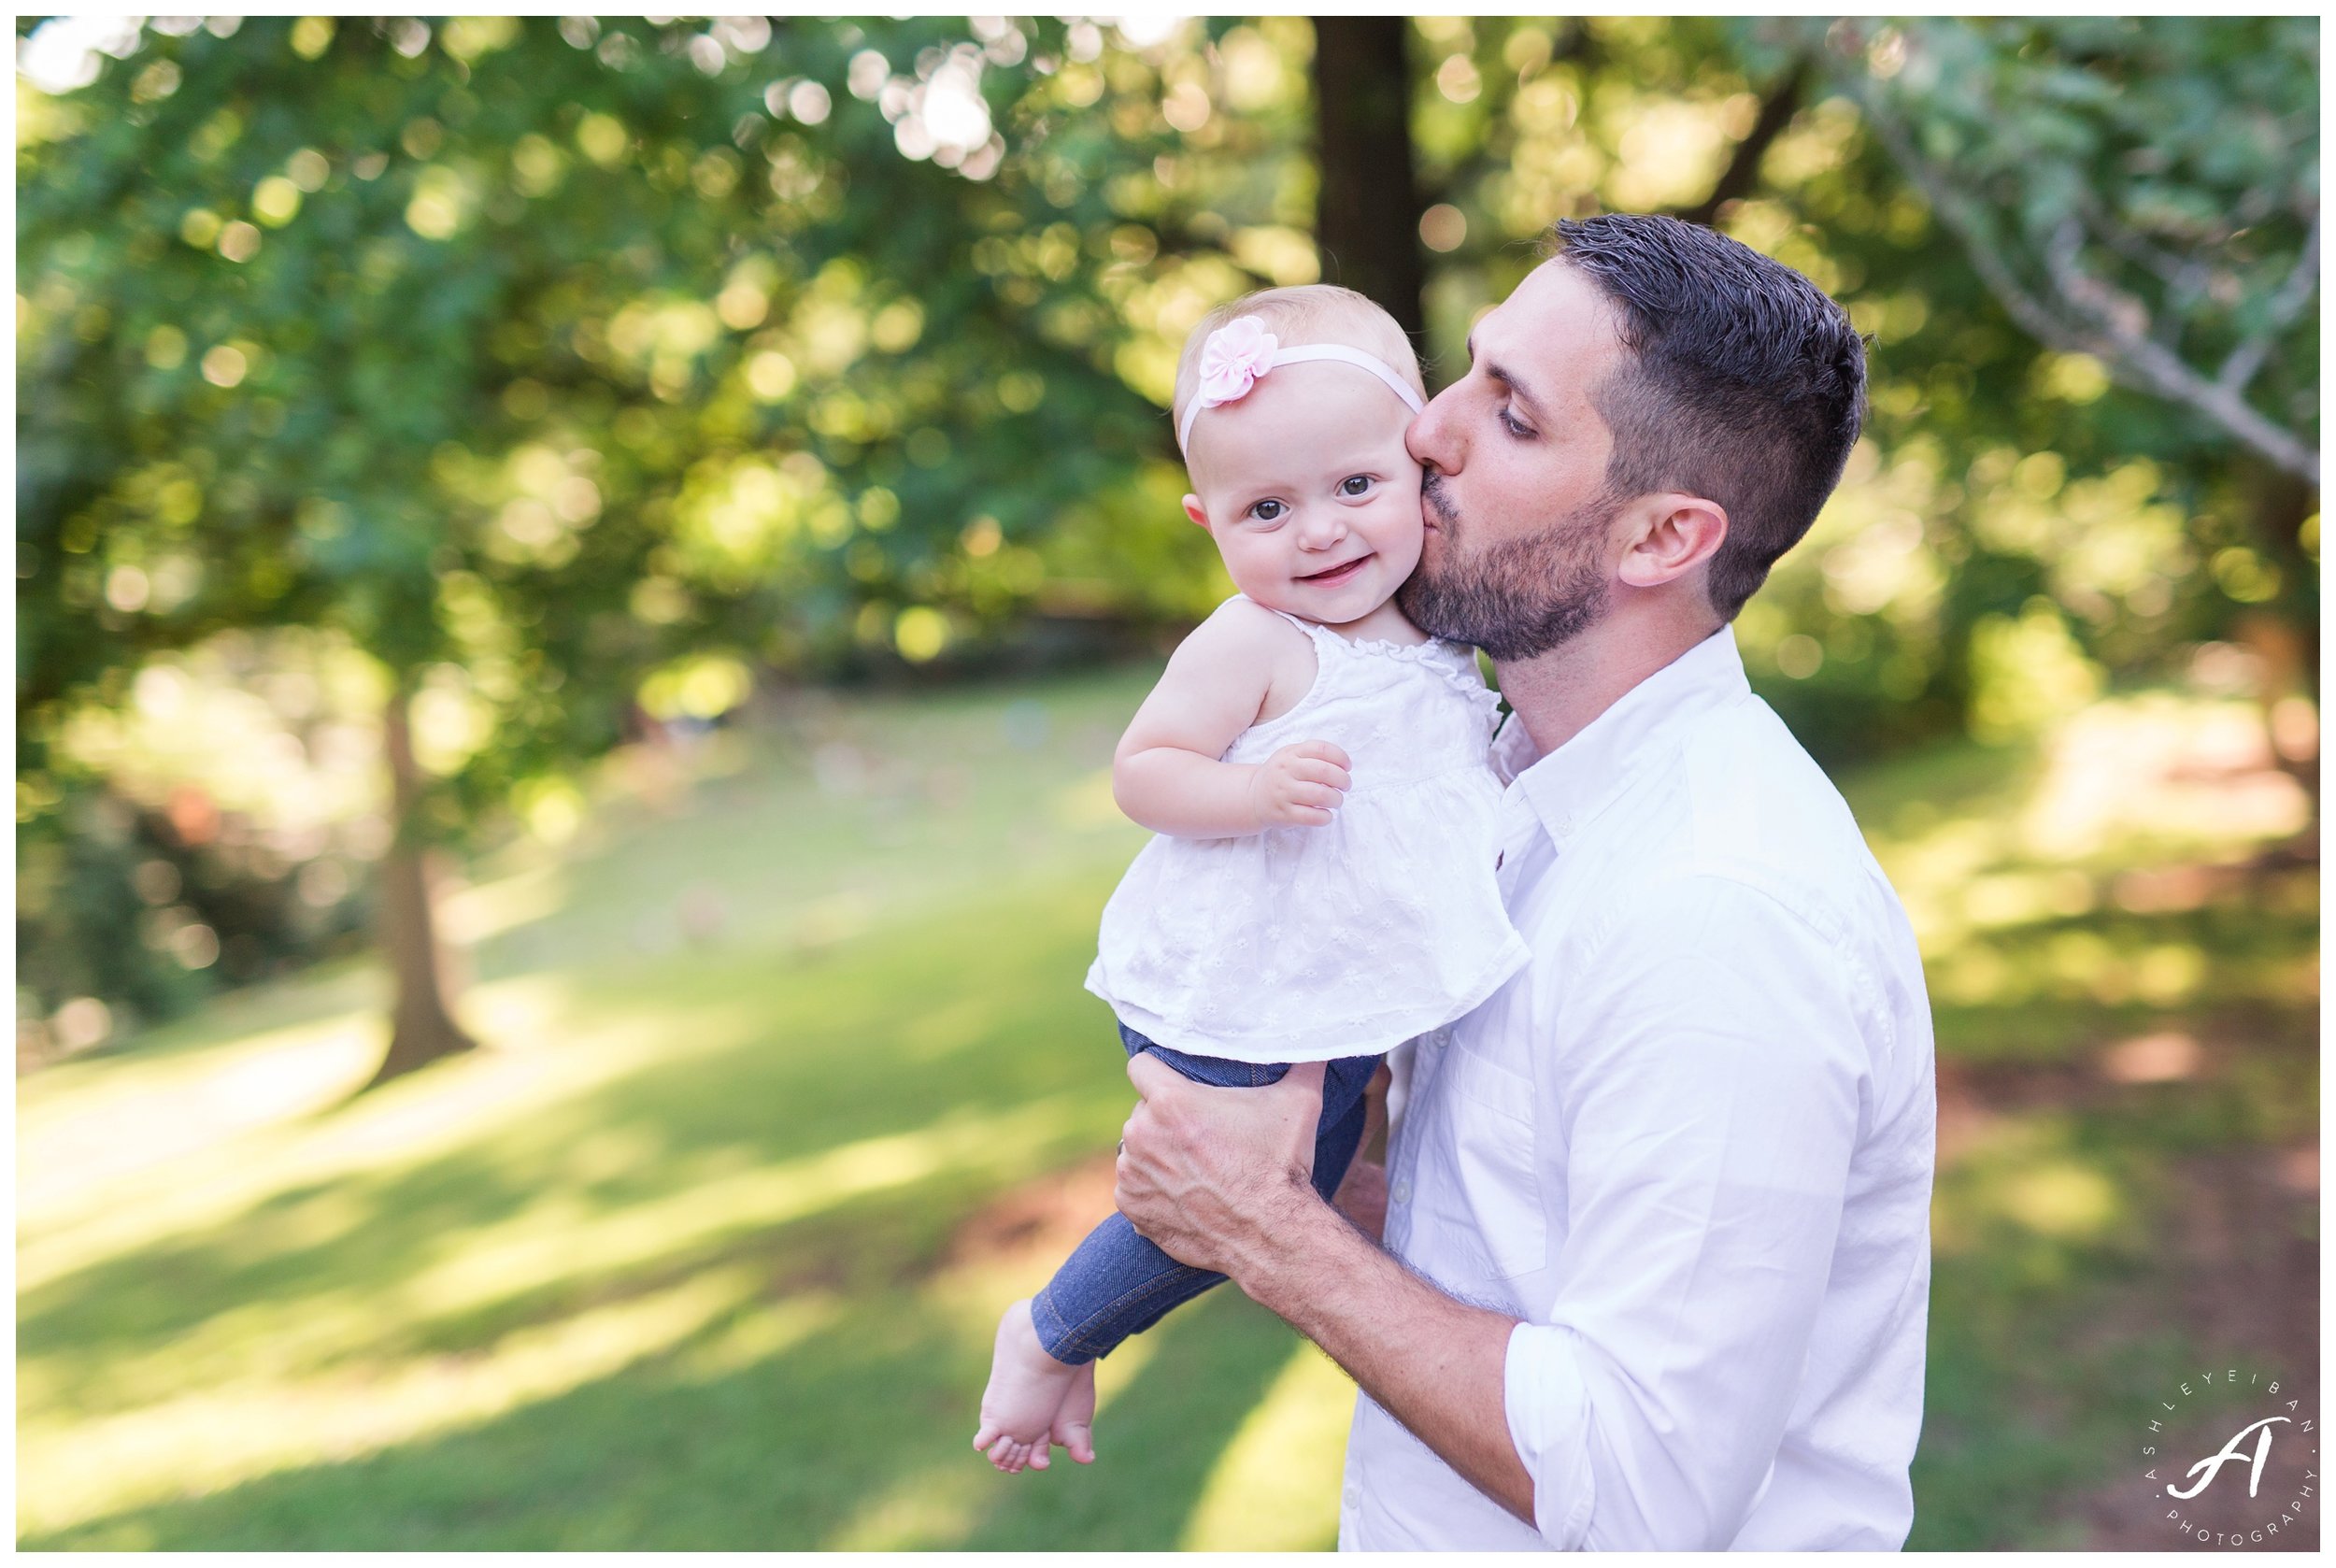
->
[1493,625,1752,834]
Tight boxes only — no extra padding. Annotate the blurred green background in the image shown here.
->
[15,15,2319,1551]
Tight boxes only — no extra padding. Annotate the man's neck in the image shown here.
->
[1493,599,1726,761]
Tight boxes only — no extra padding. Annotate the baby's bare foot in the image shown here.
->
[972,1299,1085,1473]
[1051,1359,1097,1465]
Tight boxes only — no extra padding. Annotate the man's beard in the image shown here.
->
[1397,470,1619,662]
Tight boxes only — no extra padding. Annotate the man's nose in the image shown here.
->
[1407,386,1461,471]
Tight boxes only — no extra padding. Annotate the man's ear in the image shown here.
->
[1182,493,1211,531]
[1617,492,1728,591]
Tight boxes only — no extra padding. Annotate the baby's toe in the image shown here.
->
[1057,1420,1094,1465]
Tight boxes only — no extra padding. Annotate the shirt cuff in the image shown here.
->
[1503,1320,1595,1548]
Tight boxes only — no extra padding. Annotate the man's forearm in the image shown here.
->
[1232,1186,1534,1524]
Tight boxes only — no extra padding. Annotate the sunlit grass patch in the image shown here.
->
[19,664,1355,1551]
[1848,690,2315,1548]
[1847,691,2317,1070]
[1931,1112,2144,1264]
[16,674,2316,1549]
[1180,1342,1354,1550]
[19,869,1134,1496]
[20,667,1187,1547]
[21,1266,768,1536]
[18,897,1133,1542]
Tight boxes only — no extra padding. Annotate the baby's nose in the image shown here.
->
[1299,511,1347,547]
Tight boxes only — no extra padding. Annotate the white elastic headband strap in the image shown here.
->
[1176,342,1425,453]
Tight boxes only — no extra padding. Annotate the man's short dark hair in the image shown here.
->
[1545,214,1867,621]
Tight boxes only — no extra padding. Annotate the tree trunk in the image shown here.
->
[1673,55,1809,227]
[2234,462,2320,811]
[2241,462,2319,698]
[1311,18,1426,348]
[364,677,477,1090]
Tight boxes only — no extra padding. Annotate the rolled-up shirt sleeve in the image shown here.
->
[1501,872,1867,1549]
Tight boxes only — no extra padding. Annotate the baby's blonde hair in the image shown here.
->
[1171,284,1425,443]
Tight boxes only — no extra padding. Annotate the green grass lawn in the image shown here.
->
[17,667,2319,1549]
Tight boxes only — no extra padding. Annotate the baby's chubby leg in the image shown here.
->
[973,1299,1097,1474]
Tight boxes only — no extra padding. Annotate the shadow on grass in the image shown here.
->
[20,687,2317,1551]
[1840,722,2319,1549]
[1900,876,2317,1548]
[25,1279,1305,1551]
[20,875,1134,1426]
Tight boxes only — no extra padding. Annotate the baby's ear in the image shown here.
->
[1181,494,1210,531]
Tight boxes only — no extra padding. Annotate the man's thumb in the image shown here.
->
[1126,1048,1179,1098]
[1278,1058,1328,1109]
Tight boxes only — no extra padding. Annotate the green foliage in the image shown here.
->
[1393,17,2316,760]
[1804,19,2317,483]
[15,778,370,1043]
[1771,17,2319,754]
[16,17,2320,1030]
[16,16,1281,1026]
[15,790,212,1028]
[16,17,1223,830]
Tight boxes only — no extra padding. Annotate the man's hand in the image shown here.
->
[1115,1054,1327,1278]
[1119,1053,1535,1528]
[1246,740,1352,830]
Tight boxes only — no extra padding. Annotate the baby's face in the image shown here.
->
[1183,363,1424,627]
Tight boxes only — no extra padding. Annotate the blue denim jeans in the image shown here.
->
[1029,1021,1383,1365]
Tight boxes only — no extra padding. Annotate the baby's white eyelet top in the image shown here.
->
[1086,597,1529,1065]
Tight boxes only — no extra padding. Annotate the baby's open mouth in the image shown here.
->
[1299,554,1372,585]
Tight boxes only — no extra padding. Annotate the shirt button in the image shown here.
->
[1392,1177,1413,1205]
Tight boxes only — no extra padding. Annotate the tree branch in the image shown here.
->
[1548,17,1601,70]
[2217,210,2319,395]
[2074,190,2213,299]
[1851,83,2320,485]
[2045,216,2152,341]
[1674,54,1810,227]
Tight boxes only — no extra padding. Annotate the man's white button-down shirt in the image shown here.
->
[1338,627,1936,1551]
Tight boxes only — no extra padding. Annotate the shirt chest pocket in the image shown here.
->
[1427,1040,1548,1281]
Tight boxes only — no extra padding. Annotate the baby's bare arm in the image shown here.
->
[1113,602,1350,837]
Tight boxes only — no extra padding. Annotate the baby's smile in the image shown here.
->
[1298,552,1374,585]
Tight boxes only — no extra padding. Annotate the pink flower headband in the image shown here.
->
[1176,315,1425,453]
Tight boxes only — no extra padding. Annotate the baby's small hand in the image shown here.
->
[1249,740,1352,829]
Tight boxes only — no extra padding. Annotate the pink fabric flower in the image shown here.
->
[1195,315,1279,409]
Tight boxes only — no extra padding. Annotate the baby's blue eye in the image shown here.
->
[1340,475,1374,497]
[1251,499,1287,521]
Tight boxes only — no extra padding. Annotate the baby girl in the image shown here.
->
[973,285,1525,1473]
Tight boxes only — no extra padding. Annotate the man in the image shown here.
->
[1114,214,1937,1550]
